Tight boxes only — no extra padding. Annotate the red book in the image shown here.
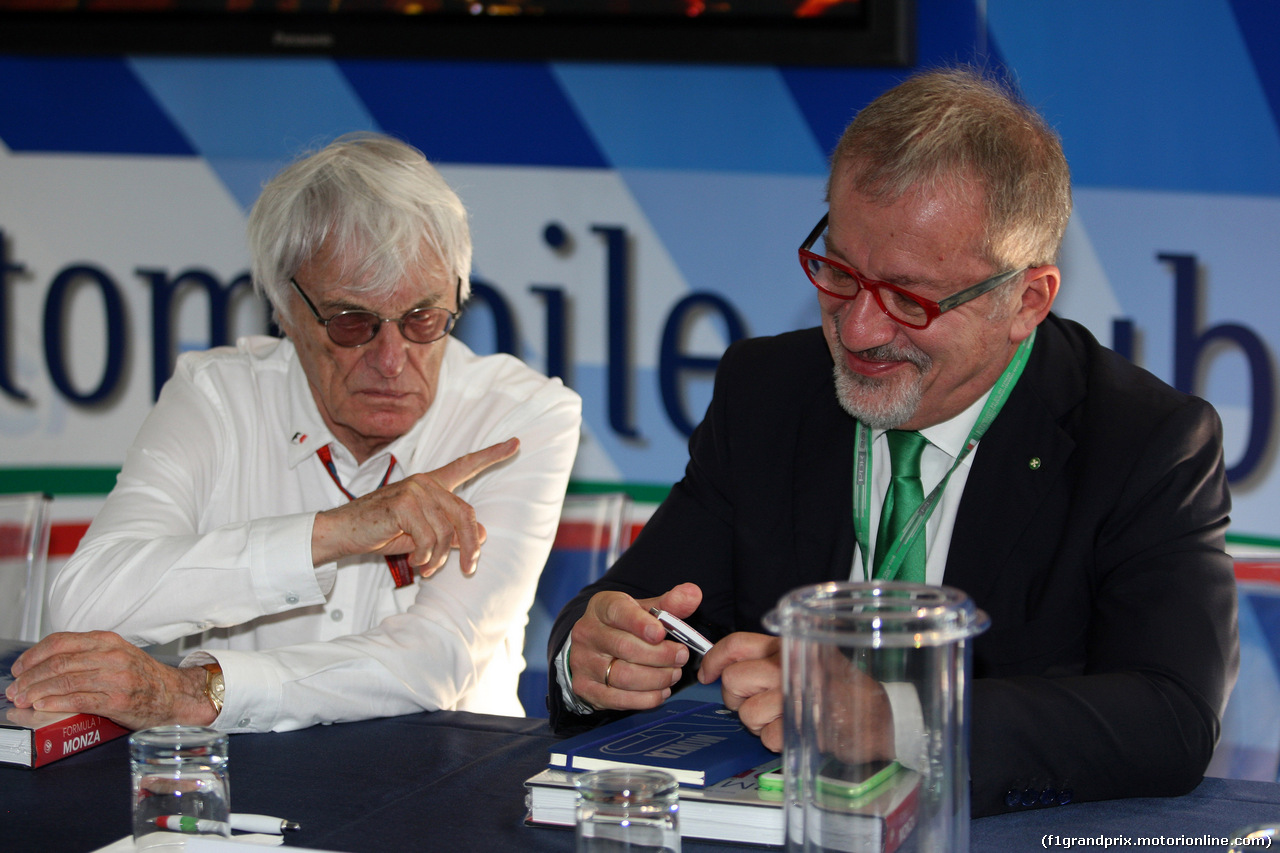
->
[0,639,130,768]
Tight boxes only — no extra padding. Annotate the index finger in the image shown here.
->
[429,438,520,493]
[698,631,780,683]
[591,591,667,647]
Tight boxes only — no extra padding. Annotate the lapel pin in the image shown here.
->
[1028,457,1042,470]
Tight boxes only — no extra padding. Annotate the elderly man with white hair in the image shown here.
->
[6,133,582,733]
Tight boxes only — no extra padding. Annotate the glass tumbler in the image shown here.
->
[574,767,681,853]
[130,726,230,850]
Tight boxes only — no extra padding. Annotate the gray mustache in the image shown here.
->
[847,341,932,372]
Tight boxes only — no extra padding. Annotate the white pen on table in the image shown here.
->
[232,813,302,834]
[153,814,301,834]
[649,607,714,656]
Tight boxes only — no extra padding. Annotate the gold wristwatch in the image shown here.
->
[202,662,225,716]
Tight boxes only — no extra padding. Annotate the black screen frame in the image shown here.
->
[0,1,915,67]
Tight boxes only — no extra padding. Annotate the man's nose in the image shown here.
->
[835,287,898,350]
[364,321,410,377]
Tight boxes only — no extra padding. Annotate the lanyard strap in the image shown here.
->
[852,329,1036,581]
[316,444,416,588]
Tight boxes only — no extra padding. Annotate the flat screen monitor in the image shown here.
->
[0,0,915,67]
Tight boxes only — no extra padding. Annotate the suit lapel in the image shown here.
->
[791,369,858,586]
[943,319,1084,602]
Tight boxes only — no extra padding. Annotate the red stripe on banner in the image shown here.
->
[2,522,90,558]
[0,524,27,556]
[48,520,647,561]
[553,521,613,551]
[1235,561,1280,584]
[51,523,90,557]
[552,521,645,551]
[37,527,1277,577]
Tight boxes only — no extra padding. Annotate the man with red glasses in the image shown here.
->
[7,133,581,732]
[548,68,1237,816]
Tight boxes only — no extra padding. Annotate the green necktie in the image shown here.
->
[873,429,929,583]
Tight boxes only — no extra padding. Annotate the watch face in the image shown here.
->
[205,666,225,712]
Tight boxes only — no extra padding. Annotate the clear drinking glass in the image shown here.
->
[574,767,681,853]
[130,726,230,850]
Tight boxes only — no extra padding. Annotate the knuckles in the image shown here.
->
[569,616,599,653]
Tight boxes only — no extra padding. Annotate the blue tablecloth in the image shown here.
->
[3,709,1277,852]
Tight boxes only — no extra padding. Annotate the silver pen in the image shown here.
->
[650,607,714,655]
[230,813,302,834]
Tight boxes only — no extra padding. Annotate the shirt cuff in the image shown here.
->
[180,648,285,733]
[553,636,598,716]
[882,681,928,771]
[248,512,333,612]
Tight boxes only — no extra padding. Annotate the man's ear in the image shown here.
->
[270,306,294,340]
[1010,265,1060,343]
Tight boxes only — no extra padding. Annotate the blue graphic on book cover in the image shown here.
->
[548,700,776,786]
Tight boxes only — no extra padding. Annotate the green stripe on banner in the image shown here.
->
[1228,532,1280,550]
[0,467,121,495]
[566,480,671,504]
[0,467,674,504]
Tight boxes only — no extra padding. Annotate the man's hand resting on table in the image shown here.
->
[567,582,702,711]
[311,437,519,578]
[5,631,216,730]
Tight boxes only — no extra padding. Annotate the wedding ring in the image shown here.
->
[603,657,616,689]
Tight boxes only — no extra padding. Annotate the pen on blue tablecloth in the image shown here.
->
[153,814,301,834]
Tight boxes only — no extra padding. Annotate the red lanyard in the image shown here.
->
[316,444,415,588]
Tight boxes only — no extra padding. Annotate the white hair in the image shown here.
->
[247,132,471,324]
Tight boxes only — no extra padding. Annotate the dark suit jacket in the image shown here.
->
[547,314,1239,817]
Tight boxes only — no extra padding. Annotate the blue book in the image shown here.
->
[548,700,777,787]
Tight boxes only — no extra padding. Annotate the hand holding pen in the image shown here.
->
[568,582,707,713]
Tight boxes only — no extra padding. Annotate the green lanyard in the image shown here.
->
[852,330,1036,581]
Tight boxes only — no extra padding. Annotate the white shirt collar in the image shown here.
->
[282,340,332,469]
[874,386,994,464]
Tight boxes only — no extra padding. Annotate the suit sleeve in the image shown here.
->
[546,343,747,733]
[967,395,1238,816]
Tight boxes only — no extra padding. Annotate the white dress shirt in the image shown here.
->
[860,390,991,769]
[50,335,582,732]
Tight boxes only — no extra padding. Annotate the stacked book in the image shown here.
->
[526,761,786,847]
[526,699,919,850]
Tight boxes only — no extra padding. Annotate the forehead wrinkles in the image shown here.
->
[824,215,941,292]
[827,179,987,291]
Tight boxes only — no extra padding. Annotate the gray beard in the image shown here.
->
[831,344,931,430]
